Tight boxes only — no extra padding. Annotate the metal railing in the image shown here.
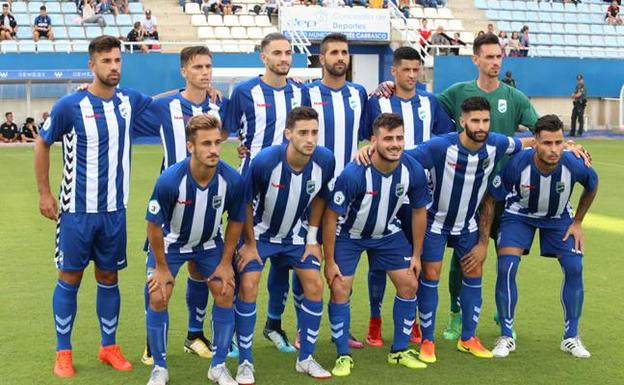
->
[277,1,312,60]
[387,1,430,59]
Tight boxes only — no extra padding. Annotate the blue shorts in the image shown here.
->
[335,232,412,277]
[497,213,582,258]
[421,229,479,263]
[239,241,321,274]
[146,246,222,279]
[55,211,127,272]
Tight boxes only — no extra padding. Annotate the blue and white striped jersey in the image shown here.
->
[328,155,431,240]
[40,88,152,213]
[489,149,598,220]
[146,158,246,254]
[224,77,309,171]
[245,143,335,245]
[135,91,228,169]
[306,80,368,175]
[365,91,455,149]
[406,132,522,235]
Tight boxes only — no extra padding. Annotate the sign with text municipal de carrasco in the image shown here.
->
[280,7,390,42]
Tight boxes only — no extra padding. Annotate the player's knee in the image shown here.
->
[330,281,351,303]
[303,276,323,301]
[213,289,234,307]
[94,268,118,285]
[59,270,84,285]
[421,264,441,281]
[462,265,482,278]
[561,256,583,278]
[149,293,168,311]
[238,276,259,302]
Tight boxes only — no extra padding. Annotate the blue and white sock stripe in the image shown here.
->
[419,279,439,288]
[293,293,304,309]
[472,306,481,324]
[234,305,256,317]
[195,306,207,323]
[402,318,415,336]
[419,311,434,328]
[306,328,319,344]
[330,322,344,339]
[300,303,323,317]
[238,333,254,349]
[55,314,73,334]
[100,316,118,335]
[96,282,119,289]
[462,280,482,289]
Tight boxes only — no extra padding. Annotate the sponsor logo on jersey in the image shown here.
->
[212,195,222,209]
[177,200,193,205]
[271,182,285,189]
[498,99,507,113]
[256,103,273,108]
[521,184,536,190]
[447,161,464,169]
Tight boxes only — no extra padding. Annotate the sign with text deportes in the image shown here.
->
[279,7,390,42]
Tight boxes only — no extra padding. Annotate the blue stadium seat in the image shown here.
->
[511,11,526,21]
[64,14,77,25]
[577,4,590,13]
[536,34,551,45]
[525,12,539,23]
[128,3,144,14]
[550,35,565,46]
[603,25,618,36]
[46,2,61,13]
[539,13,552,23]
[510,21,523,32]
[526,1,539,12]
[53,26,67,39]
[564,35,578,46]
[28,2,43,13]
[68,26,86,39]
[588,4,602,14]
[532,46,550,57]
[16,28,31,39]
[119,26,132,37]
[55,40,72,53]
[564,13,578,23]
[551,2,564,12]
[576,24,590,35]
[605,37,619,47]
[588,13,603,24]
[499,10,512,20]
[85,26,102,39]
[577,35,591,46]
[578,48,592,58]
[475,0,487,9]
[564,24,578,34]
[37,40,55,52]
[11,2,28,13]
[535,23,552,34]
[73,41,89,52]
[15,14,29,26]
[590,35,605,46]
[50,14,63,25]
[485,10,499,20]
[590,24,604,35]
[131,14,143,24]
[538,2,551,12]
[516,1,527,11]
[1,40,19,53]
[498,21,511,32]
[103,26,119,37]
[487,0,501,10]
[550,48,566,57]
[20,40,37,52]
[499,0,513,10]
[103,14,116,26]
[61,2,77,13]
[551,12,565,23]
[116,15,133,26]
[616,25,624,35]
[551,23,565,34]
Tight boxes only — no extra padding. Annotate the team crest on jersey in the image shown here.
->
[498,99,507,113]
[418,107,427,121]
[291,98,301,109]
[148,200,160,215]
[212,195,223,209]
[306,180,316,195]
[395,183,405,198]
[42,117,51,131]
[333,191,345,205]
[492,175,502,188]
[482,158,491,170]
[556,181,565,194]
[349,97,358,110]
[118,103,129,119]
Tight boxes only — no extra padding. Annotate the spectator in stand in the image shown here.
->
[487,23,496,35]
[19,117,39,143]
[449,32,466,55]
[477,30,485,37]
[115,0,130,15]
[519,25,529,57]
[220,0,242,15]
[431,25,451,55]
[202,0,221,16]
[266,0,278,20]
[498,31,508,56]
[344,0,367,6]
[570,74,587,137]
[81,1,107,27]
[0,3,17,41]
[141,9,159,40]
[97,0,120,17]
[127,21,149,53]
[502,70,516,88]
[508,31,521,57]
[0,112,19,143]
[33,6,54,42]
[397,0,410,18]
[39,112,49,131]
[606,1,623,25]
[300,0,318,5]
[418,18,432,46]
[324,0,345,7]
[417,0,438,8]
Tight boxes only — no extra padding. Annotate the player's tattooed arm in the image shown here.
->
[236,204,263,271]
[322,209,343,287]
[563,182,598,255]
[303,197,325,262]
[34,137,58,221]
[461,193,496,274]
[147,221,174,305]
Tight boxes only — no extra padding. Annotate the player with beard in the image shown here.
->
[35,36,153,377]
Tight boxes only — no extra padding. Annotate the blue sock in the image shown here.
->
[299,298,322,360]
[53,280,79,351]
[267,263,290,321]
[391,295,417,352]
[329,302,350,356]
[292,271,304,330]
[146,307,169,368]
[211,304,235,367]
[235,298,256,364]
[368,270,387,319]
[417,278,439,342]
[495,255,520,338]
[559,256,584,339]
[460,277,482,341]
[96,281,120,347]
[186,277,209,333]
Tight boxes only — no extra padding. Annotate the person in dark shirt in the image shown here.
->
[571,74,587,137]
[33,5,54,41]
[39,111,49,131]
[501,71,516,88]
[20,117,39,142]
[0,3,18,41]
[0,112,19,143]
[126,21,149,53]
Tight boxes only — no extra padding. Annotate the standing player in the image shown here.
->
[136,46,228,365]
[34,36,152,377]
[268,32,369,350]
[224,32,309,353]
[234,107,334,383]
[324,113,430,377]
[489,115,598,358]
[363,46,454,347]
[143,115,244,385]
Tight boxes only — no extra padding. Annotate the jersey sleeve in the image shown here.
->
[145,175,176,225]
[222,86,243,134]
[431,96,456,135]
[515,91,539,132]
[300,85,311,107]
[502,135,523,156]
[363,96,380,141]
[216,97,229,123]
[573,157,599,193]
[405,141,435,170]
[318,155,336,201]
[131,90,153,119]
[132,99,160,138]
[407,162,431,209]
[245,156,269,204]
[39,99,72,145]
[226,176,247,222]
[488,160,514,202]
[357,87,369,141]
[328,170,358,216]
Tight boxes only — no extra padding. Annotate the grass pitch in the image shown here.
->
[1,140,623,385]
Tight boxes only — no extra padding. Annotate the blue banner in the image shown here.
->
[0,69,92,81]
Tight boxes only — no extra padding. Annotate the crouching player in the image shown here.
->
[234,107,335,384]
[144,114,245,385]
[324,113,430,377]
[490,115,598,358]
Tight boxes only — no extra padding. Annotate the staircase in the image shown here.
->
[446,0,492,35]
[142,0,197,52]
